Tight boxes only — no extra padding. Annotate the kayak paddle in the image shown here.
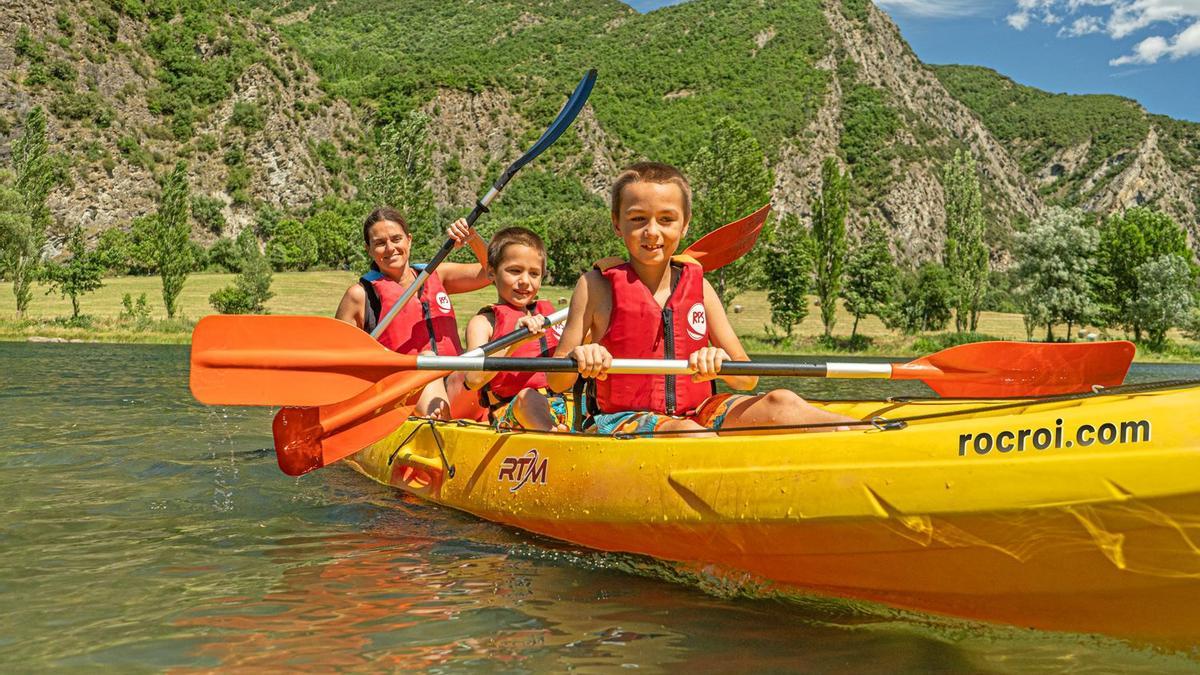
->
[271,310,567,475]
[192,309,566,407]
[683,202,770,272]
[269,340,1135,476]
[371,69,596,339]
[390,341,1134,395]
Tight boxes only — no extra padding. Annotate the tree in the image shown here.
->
[541,206,624,285]
[210,231,274,314]
[942,149,989,332]
[811,158,849,337]
[305,209,360,269]
[362,113,438,260]
[0,174,37,309]
[1096,207,1193,340]
[886,263,953,334]
[762,214,812,339]
[842,221,898,339]
[267,218,318,271]
[1134,254,1195,350]
[138,162,194,318]
[686,116,774,304]
[2,108,55,315]
[44,225,104,319]
[1012,207,1098,341]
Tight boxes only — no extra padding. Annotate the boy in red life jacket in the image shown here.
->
[335,206,489,418]
[546,162,861,436]
[463,227,568,432]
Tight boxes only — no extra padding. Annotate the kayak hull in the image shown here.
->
[344,385,1200,643]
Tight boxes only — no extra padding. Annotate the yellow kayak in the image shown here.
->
[345,381,1200,643]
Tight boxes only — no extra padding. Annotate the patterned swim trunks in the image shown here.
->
[590,393,752,435]
[493,390,569,431]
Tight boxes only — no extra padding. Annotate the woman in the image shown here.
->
[335,207,489,417]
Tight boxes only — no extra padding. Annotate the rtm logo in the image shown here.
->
[497,449,548,492]
[686,302,706,341]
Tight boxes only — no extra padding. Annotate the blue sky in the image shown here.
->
[626,0,1200,122]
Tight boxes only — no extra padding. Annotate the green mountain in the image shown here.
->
[935,64,1200,228]
[3,0,1197,263]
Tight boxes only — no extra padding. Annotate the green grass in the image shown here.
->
[5,271,1197,361]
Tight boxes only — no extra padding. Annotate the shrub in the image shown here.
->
[206,236,241,273]
[191,194,226,235]
[49,92,114,127]
[230,101,265,133]
[120,292,153,328]
[210,232,273,314]
[886,263,953,334]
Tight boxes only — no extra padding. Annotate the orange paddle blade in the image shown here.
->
[684,203,770,271]
[272,369,446,476]
[893,340,1136,398]
[189,315,417,407]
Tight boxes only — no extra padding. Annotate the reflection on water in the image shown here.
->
[2,342,1198,671]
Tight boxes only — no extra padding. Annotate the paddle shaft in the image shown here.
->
[370,70,596,339]
[414,355,909,379]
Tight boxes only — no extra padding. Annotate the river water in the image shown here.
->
[2,341,1199,671]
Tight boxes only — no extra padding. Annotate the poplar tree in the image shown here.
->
[763,214,812,339]
[2,107,54,315]
[686,116,774,304]
[139,162,194,318]
[942,149,989,332]
[842,221,898,339]
[363,112,437,259]
[811,158,848,338]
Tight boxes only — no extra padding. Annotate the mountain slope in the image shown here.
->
[936,64,1200,243]
[260,0,1051,263]
[0,0,363,251]
[5,0,1197,265]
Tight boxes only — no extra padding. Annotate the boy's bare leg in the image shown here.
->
[512,389,567,432]
[717,390,865,434]
[657,417,715,438]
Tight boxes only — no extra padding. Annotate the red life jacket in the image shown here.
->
[595,257,712,416]
[361,267,462,356]
[480,299,559,406]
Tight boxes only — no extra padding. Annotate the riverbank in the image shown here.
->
[3,271,1198,362]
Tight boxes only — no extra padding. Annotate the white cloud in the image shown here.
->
[875,0,996,18]
[1111,19,1200,62]
[1058,14,1105,35]
[1006,0,1059,30]
[1004,0,1200,65]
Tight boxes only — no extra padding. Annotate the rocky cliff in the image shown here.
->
[0,0,364,254]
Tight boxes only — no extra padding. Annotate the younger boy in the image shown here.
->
[464,227,568,432]
[547,162,860,436]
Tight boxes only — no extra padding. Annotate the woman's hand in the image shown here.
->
[446,218,480,249]
[688,346,729,382]
[516,314,548,334]
[571,344,612,381]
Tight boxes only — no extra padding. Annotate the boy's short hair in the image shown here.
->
[487,226,547,273]
[610,162,692,221]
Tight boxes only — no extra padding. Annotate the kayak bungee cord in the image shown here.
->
[380,377,1200,442]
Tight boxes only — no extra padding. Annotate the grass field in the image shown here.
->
[2,271,1197,360]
